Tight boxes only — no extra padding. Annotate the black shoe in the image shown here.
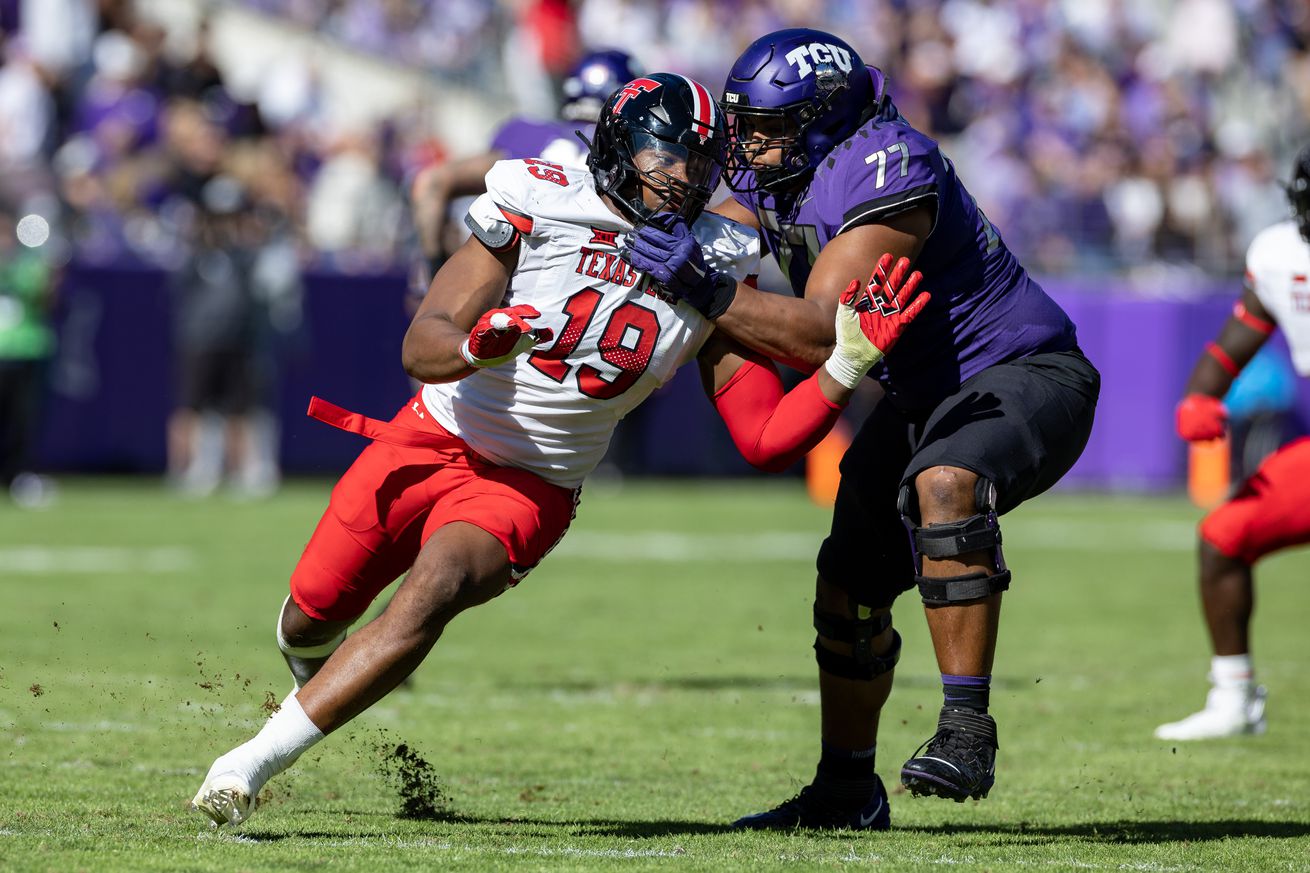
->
[731,776,890,831]
[900,707,998,801]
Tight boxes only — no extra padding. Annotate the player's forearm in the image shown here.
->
[711,359,845,473]
[713,283,836,372]
[411,167,452,260]
[1183,352,1236,399]
[401,314,476,383]
[413,160,496,260]
[1183,319,1268,397]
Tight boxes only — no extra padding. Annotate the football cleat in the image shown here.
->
[900,707,998,802]
[1154,685,1267,741]
[191,771,255,827]
[731,775,890,831]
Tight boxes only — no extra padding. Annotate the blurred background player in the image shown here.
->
[164,101,302,501]
[409,48,640,286]
[624,28,1099,827]
[190,72,929,828]
[1155,145,1310,741]
[0,199,58,507]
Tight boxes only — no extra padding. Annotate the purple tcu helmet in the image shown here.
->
[561,49,642,123]
[721,28,883,193]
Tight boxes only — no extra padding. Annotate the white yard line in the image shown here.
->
[196,832,1197,870]
[0,546,195,574]
[555,518,1194,563]
[42,720,150,733]
[0,518,1191,577]
[554,531,821,561]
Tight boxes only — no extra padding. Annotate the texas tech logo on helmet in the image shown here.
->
[612,78,663,114]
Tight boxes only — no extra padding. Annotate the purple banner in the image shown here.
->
[32,266,1307,488]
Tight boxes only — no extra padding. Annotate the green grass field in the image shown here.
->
[2,478,1308,871]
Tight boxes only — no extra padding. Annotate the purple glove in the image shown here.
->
[622,214,737,319]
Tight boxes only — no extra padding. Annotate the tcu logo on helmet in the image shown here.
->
[612,78,663,114]
[784,43,853,78]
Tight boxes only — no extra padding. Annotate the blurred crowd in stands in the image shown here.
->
[0,0,1308,279]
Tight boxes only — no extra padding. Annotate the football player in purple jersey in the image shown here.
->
[624,28,1100,829]
[411,49,640,282]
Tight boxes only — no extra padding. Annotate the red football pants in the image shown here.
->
[289,395,579,622]
[1201,436,1310,565]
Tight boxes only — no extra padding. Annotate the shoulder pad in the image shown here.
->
[1246,221,1301,275]
[465,160,538,252]
[817,122,941,235]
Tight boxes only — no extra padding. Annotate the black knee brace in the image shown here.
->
[812,604,902,681]
[900,478,1012,606]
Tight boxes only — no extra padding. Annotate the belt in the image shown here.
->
[307,396,465,451]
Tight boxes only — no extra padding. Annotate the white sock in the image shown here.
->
[209,693,326,795]
[1210,654,1254,690]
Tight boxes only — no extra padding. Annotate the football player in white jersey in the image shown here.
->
[410,49,640,283]
[1155,145,1310,741]
[190,73,931,827]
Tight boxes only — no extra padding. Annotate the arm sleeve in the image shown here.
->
[712,357,843,473]
[693,214,762,282]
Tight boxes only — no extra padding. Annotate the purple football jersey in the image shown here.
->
[490,117,594,164]
[733,104,1077,411]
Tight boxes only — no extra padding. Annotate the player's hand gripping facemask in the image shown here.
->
[621,213,738,319]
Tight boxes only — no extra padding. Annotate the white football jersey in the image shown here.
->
[422,159,759,487]
[1246,220,1310,375]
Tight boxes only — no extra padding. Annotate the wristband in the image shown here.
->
[704,272,738,320]
[823,348,873,390]
[458,338,479,367]
[1205,341,1239,377]
[1233,301,1275,335]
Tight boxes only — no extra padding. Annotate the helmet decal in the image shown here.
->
[676,74,718,141]
[613,78,664,115]
[783,42,853,78]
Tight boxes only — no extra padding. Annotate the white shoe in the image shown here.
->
[1154,685,1267,740]
[190,745,279,827]
[191,770,255,827]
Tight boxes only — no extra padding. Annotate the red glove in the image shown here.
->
[1175,393,1227,442]
[460,305,554,367]
[825,253,931,389]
